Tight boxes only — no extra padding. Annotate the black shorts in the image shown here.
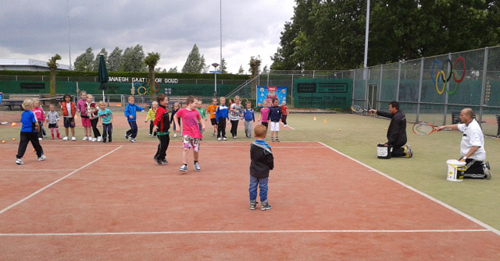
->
[64,117,75,128]
[48,123,58,128]
[210,118,217,126]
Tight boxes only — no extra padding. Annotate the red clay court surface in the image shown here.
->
[1,140,500,260]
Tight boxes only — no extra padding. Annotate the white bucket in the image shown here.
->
[446,160,467,181]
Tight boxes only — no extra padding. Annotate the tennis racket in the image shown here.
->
[412,122,438,136]
[351,105,368,114]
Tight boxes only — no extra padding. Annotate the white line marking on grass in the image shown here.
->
[0,146,123,216]
[0,229,490,237]
[318,142,500,237]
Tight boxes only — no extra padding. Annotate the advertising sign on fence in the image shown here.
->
[293,78,352,108]
[256,86,288,107]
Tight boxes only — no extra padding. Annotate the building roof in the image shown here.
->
[0,58,71,71]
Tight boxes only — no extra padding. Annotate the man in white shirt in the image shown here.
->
[438,108,491,179]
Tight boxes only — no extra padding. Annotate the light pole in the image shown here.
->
[212,63,219,96]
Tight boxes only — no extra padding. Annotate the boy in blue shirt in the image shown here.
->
[243,101,255,138]
[16,99,45,165]
[215,96,229,141]
[249,125,274,210]
[124,96,144,142]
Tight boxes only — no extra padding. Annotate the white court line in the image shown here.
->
[318,142,500,237]
[2,169,75,172]
[0,229,490,237]
[0,146,123,215]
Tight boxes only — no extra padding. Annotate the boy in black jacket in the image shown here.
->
[249,125,274,211]
[153,93,171,165]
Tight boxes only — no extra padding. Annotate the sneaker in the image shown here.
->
[261,202,272,211]
[271,137,274,142]
[173,133,177,138]
[83,136,88,141]
[71,136,77,141]
[482,161,492,180]
[37,155,46,161]
[250,201,257,210]
[16,158,23,165]
[217,137,221,141]
[194,161,201,171]
[162,159,168,164]
[154,158,162,165]
[223,137,227,141]
[57,135,62,139]
[404,145,413,158]
[149,134,152,136]
[180,164,188,172]
[276,137,280,142]
[51,137,54,140]
[125,134,129,139]
[212,132,216,137]
[38,138,43,141]
[233,136,237,139]
[130,139,136,143]
[63,136,68,141]
[97,136,102,142]
[92,138,97,142]
[102,140,106,143]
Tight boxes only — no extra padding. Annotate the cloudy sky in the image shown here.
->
[0,0,296,73]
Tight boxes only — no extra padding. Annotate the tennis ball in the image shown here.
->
[11,122,17,127]
[12,138,16,141]
[2,140,5,143]
[33,148,36,152]
[339,128,342,131]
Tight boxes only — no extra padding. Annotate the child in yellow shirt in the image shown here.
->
[145,101,158,137]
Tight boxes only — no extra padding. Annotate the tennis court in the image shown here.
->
[1,120,500,261]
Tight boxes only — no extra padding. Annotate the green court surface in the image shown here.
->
[1,109,499,230]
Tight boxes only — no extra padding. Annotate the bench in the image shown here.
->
[1,94,64,110]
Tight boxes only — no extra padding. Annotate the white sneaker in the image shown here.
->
[92,138,97,142]
[71,136,77,141]
[217,137,221,141]
[130,139,136,143]
[82,136,88,141]
[62,136,68,141]
[223,137,227,141]
[173,133,177,138]
[38,138,43,141]
[38,155,46,161]
[16,158,23,165]
[97,136,102,142]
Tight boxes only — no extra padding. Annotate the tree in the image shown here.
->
[47,54,61,97]
[168,66,178,73]
[73,47,94,71]
[144,52,161,99]
[108,47,123,72]
[221,58,228,73]
[249,56,261,96]
[122,44,146,72]
[181,44,206,73]
[238,65,244,74]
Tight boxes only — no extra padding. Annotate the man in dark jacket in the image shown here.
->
[369,101,412,158]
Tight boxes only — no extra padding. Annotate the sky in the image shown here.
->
[0,0,296,74]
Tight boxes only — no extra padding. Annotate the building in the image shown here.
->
[0,59,70,71]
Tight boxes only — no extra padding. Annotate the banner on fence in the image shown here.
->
[293,78,352,108]
[256,86,288,107]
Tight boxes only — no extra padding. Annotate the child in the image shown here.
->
[258,100,270,131]
[76,90,92,141]
[61,94,77,141]
[170,102,181,138]
[229,96,243,139]
[249,125,274,210]
[32,98,46,141]
[145,101,158,137]
[86,94,101,142]
[45,104,61,140]
[173,96,205,172]
[196,99,207,135]
[281,101,289,127]
[215,96,229,141]
[153,93,171,165]
[16,99,46,165]
[98,101,113,143]
[124,96,144,143]
[268,98,283,142]
[243,101,255,138]
[206,97,219,137]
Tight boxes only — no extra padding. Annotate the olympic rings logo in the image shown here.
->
[431,57,466,95]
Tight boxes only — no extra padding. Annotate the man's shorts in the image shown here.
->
[64,117,75,128]
[182,135,201,152]
[210,118,217,126]
[81,116,91,127]
[270,121,280,132]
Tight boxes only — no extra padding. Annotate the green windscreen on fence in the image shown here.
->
[293,78,352,108]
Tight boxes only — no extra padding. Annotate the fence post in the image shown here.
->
[378,65,383,110]
[351,70,356,106]
[443,53,452,125]
[396,62,401,101]
[416,57,424,122]
[478,47,489,126]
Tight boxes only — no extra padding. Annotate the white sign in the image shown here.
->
[108,77,179,84]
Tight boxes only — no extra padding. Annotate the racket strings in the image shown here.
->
[414,124,434,135]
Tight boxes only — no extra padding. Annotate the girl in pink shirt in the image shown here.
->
[32,98,46,140]
[76,90,92,140]
[259,100,270,130]
[173,96,205,173]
